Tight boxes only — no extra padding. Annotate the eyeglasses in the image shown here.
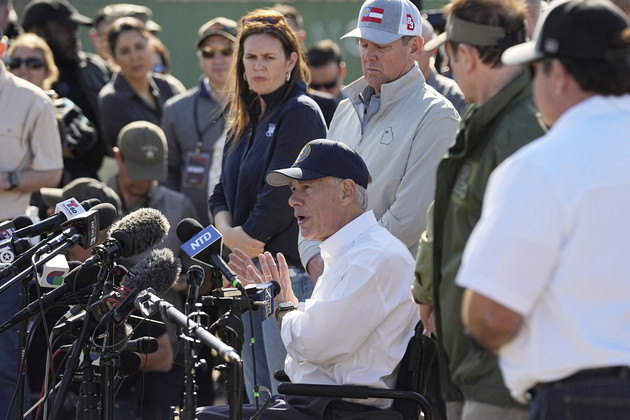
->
[200,45,234,59]
[310,80,338,91]
[241,14,286,27]
[7,57,45,70]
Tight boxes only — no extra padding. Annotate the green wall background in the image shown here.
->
[14,0,448,89]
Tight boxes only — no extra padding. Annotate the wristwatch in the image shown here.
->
[7,172,18,190]
[274,301,297,319]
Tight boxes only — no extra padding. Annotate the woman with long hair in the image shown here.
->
[97,17,184,152]
[208,8,327,400]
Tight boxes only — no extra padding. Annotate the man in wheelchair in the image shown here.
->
[197,139,420,419]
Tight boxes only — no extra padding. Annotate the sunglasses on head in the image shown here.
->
[310,80,338,90]
[200,45,234,59]
[8,57,45,70]
[241,14,286,27]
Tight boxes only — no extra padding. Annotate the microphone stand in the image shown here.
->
[180,266,205,420]
[49,263,111,420]
[9,235,81,420]
[136,291,243,420]
[100,320,119,420]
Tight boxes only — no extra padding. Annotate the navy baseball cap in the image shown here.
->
[266,139,370,189]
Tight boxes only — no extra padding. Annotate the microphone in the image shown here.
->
[83,208,170,267]
[123,337,159,354]
[0,216,33,266]
[36,203,118,254]
[212,281,281,322]
[0,263,102,333]
[177,218,244,292]
[103,248,181,325]
[113,351,142,396]
[13,198,100,238]
[0,216,32,239]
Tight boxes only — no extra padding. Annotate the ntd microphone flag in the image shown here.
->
[180,224,223,262]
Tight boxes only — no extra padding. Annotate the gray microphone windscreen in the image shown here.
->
[123,248,181,296]
[109,208,170,258]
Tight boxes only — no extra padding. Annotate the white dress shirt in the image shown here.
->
[282,211,420,408]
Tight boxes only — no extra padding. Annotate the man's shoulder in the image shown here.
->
[79,52,110,77]
[153,184,195,207]
[163,86,200,111]
[4,72,53,103]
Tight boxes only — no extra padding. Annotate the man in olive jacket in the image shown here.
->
[413,0,546,419]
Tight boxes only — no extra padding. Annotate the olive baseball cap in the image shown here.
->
[195,17,238,47]
[117,121,167,182]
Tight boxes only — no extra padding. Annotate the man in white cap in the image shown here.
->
[458,0,630,418]
[299,0,460,283]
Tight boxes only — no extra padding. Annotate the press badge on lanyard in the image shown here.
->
[184,151,210,187]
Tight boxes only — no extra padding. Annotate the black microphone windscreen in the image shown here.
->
[81,198,101,210]
[93,203,118,231]
[119,351,142,377]
[122,248,181,296]
[63,263,103,290]
[176,218,204,243]
[12,216,33,230]
[109,208,170,258]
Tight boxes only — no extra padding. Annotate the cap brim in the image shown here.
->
[423,31,447,52]
[145,20,162,32]
[62,13,93,26]
[196,30,237,47]
[39,187,64,208]
[125,162,166,182]
[341,27,402,45]
[501,40,543,66]
[266,168,330,187]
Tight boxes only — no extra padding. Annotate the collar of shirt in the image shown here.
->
[112,71,161,100]
[241,80,308,121]
[320,210,377,267]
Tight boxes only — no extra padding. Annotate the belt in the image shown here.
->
[526,366,630,401]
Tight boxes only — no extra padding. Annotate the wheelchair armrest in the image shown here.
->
[277,383,432,420]
[274,370,291,382]
[278,383,372,399]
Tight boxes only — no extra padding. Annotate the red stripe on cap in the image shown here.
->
[361,16,383,23]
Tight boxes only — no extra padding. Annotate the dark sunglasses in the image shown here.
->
[241,14,286,27]
[8,57,45,70]
[200,45,234,59]
[310,80,338,90]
